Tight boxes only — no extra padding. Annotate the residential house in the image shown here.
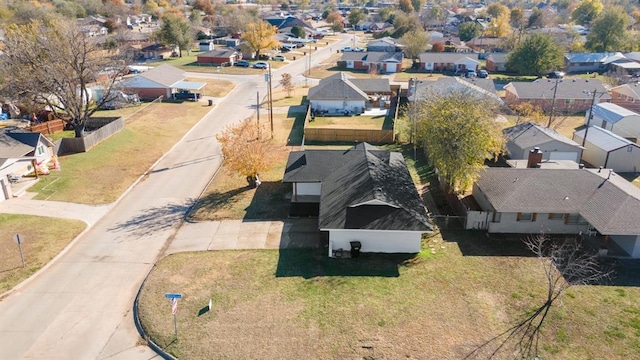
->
[282,143,433,257]
[586,102,640,140]
[417,52,479,73]
[466,37,503,52]
[338,51,404,73]
[429,37,471,53]
[366,37,401,52]
[370,22,394,33]
[196,48,241,66]
[198,40,214,52]
[503,122,583,162]
[120,64,206,100]
[572,126,640,173]
[503,78,611,114]
[610,83,640,113]
[485,53,509,72]
[308,72,391,115]
[264,15,313,33]
[467,166,640,258]
[0,128,55,202]
[137,43,175,61]
[409,76,502,106]
[564,52,625,74]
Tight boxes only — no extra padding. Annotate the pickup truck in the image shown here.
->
[173,91,201,101]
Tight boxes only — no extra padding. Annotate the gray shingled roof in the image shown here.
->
[475,167,640,235]
[349,79,391,94]
[573,126,639,152]
[139,64,185,87]
[505,79,611,101]
[307,72,369,101]
[0,128,52,158]
[340,51,403,63]
[414,76,501,104]
[503,122,581,149]
[197,49,237,58]
[283,143,432,232]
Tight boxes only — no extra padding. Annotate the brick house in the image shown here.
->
[503,78,611,114]
[609,84,640,113]
[196,48,241,66]
[338,52,404,73]
[417,53,479,73]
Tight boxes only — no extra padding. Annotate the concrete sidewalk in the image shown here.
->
[0,197,112,227]
[167,217,323,255]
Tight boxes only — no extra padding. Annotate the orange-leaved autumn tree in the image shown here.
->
[216,117,276,187]
[241,22,280,60]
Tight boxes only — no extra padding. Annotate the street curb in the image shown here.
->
[133,264,178,360]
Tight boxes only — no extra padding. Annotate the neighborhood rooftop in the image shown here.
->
[307,72,369,101]
[476,167,640,234]
[574,126,639,152]
[504,122,581,149]
[591,102,639,124]
[505,79,611,100]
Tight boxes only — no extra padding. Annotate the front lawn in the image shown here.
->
[139,237,640,359]
[29,102,212,204]
[0,214,85,294]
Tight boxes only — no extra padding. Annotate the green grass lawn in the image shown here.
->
[0,214,85,294]
[139,237,640,359]
[29,102,212,204]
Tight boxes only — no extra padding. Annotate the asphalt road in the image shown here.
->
[0,35,352,359]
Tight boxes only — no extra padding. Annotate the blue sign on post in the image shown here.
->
[164,293,183,299]
[264,73,269,82]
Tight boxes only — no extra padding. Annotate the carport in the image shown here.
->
[171,80,207,100]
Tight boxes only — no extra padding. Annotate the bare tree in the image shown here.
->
[279,73,295,97]
[0,17,129,137]
[467,234,611,359]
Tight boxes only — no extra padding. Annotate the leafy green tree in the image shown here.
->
[291,25,306,38]
[585,7,629,52]
[528,8,544,28]
[416,89,504,192]
[189,9,203,27]
[571,0,603,25]
[348,8,365,28]
[506,33,563,76]
[458,22,482,42]
[154,12,193,57]
[398,0,414,13]
[391,12,421,38]
[411,0,424,14]
[399,28,430,61]
[485,12,511,38]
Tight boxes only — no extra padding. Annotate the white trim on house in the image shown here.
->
[350,199,400,207]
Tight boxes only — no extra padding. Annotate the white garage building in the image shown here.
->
[503,122,584,163]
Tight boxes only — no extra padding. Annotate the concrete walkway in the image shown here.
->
[0,197,112,227]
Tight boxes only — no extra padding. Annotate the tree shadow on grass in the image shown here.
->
[188,187,249,221]
[275,247,418,278]
[243,181,290,220]
[440,228,537,257]
[108,202,191,237]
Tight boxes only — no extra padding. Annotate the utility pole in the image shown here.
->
[547,77,560,127]
[268,64,274,139]
[581,89,601,147]
[256,91,261,139]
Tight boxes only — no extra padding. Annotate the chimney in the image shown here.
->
[527,147,543,168]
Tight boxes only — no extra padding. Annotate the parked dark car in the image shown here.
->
[279,47,291,53]
[234,60,250,67]
[478,69,489,78]
[173,91,200,101]
[546,71,565,79]
[258,54,271,60]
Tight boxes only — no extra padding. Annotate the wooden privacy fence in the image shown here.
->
[304,128,395,143]
[58,117,124,155]
[28,119,65,135]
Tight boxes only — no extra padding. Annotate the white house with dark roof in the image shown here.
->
[572,126,640,173]
[307,73,391,115]
[468,167,640,258]
[503,122,583,162]
[282,143,433,257]
[338,51,404,73]
[587,102,640,139]
[564,52,625,74]
[417,52,479,73]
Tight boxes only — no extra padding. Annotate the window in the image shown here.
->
[565,99,574,105]
[565,213,580,224]
[492,212,501,223]
[517,212,536,222]
[548,213,564,220]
